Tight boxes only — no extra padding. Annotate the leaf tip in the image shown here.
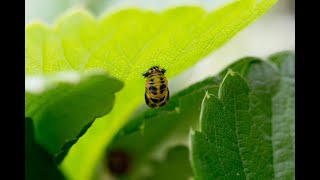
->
[54,7,96,29]
[25,20,51,33]
[204,91,212,99]
[227,69,236,76]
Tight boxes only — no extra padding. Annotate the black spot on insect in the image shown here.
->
[161,81,165,84]
[160,84,166,94]
[149,86,157,95]
[150,79,154,82]
[158,100,167,107]
[149,86,157,91]
[159,77,163,81]
[151,98,159,103]
[160,84,166,90]
[145,93,150,104]
[142,72,150,78]
[159,96,165,102]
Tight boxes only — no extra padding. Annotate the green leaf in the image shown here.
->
[25,70,123,160]
[54,120,95,165]
[215,51,295,179]
[191,71,275,179]
[268,51,295,179]
[25,0,279,179]
[26,0,279,79]
[190,130,222,179]
[190,51,295,179]
[25,117,65,180]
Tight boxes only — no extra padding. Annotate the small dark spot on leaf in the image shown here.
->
[106,149,131,176]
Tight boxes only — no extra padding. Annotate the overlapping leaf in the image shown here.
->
[25,70,123,161]
[190,51,294,179]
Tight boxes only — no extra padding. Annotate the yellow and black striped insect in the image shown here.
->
[143,66,169,108]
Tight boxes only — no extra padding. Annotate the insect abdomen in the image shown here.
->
[145,74,169,108]
[143,66,169,108]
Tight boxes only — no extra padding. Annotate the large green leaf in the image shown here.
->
[25,0,278,179]
[190,51,294,179]
[191,70,276,179]
[25,70,123,161]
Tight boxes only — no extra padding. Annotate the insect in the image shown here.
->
[143,66,169,108]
